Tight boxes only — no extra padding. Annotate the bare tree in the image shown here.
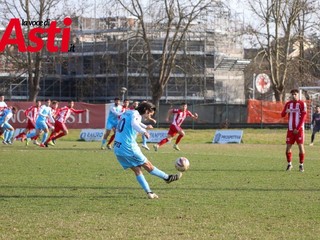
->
[108,0,212,107]
[246,0,319,101]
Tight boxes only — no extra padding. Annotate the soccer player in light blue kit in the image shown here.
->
[0,106,17,144]
[101,97,123,150]
[113,101,182,199]
[24,99,55,147]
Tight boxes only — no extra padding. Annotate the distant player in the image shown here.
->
[101,97,123,150]
[122,99,130,111]
[104,99,131,148]
[0,95,7,109]
[281,89,307,172]
[153,102,198,151]
[44,100,87,147]
[15,100,41,143]
[0,95,7,139]
[23,99,55,147]
[141,110,157,151]
[0,106,17,144]
[310,105,320,146]
[113,101,182,199]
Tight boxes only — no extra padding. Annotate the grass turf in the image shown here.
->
[0,129,320,239]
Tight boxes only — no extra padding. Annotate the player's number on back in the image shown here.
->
[117,118,126,133]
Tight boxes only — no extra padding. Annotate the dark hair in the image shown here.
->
[181,102,187,105]
[290,89,299,94]
[114,97,120,101]
[136,102,156,115]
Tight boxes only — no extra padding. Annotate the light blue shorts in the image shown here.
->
[115,151,147,169]
[35,120,48,130]
[106,120,118,130]
[1,122,13,130]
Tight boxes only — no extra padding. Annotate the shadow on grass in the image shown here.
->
[0,184,319,200]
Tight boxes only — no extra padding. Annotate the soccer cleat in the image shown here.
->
[147,192,159,199]
[299,165,304,172]
[2,140,7,145]
[52,139,56,144]
[6,140,12,145]
[107,144,112,150]
[153,144,159,152]
[286,164,293,171]
[309,143,314,146]
[39,143,45,148]
[141,144,150,150]
[165,172,182,184]
[173,144,181,151]
[33,140,40,145]
[47,140,55,146]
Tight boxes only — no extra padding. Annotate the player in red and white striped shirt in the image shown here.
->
[44,101,87,147]
[15,100,41,142]
[153,102,198,151]
[281,89,307,172]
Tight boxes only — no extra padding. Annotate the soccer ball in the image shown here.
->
[175,157,190,172]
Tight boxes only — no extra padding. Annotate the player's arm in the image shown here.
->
[188,111,198,119]
[132,114,150,138]
[70,108,86,114]
[296,103,307,130]
[146,116,157,124]
[24,106,34,120]
[281,102,289,117]
[166,109,174,122]
[47,110,55,123]
[311,113,316,125]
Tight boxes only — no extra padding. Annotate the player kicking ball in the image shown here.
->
[113,101,182,199]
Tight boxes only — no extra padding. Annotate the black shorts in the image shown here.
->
[313,126,320,133]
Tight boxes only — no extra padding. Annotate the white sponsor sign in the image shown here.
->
[212,130,243,144]
[146,130,168,143]
[80,129,105,141]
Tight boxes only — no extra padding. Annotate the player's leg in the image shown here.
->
[51,122,68,142]
[101,127,111,149]
[106,128,116,149]
[298,143,305,172]
[297,131,305,172]
[142,160,182,184]
[4,123,14,144]
[131,166,155,198]
[310,128,317,146]
[40,127,50,146]
[153,126,175,151]
[173,128,185,151]
[285,143,293,170]
[141,134,150,150]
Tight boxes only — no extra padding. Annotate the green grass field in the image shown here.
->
[1,129,320,239]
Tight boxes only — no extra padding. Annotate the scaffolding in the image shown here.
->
[0,2,249,103]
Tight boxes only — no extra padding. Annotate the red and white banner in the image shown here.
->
[5,101,106,129]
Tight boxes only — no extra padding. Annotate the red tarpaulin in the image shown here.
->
[247,99,311,124]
